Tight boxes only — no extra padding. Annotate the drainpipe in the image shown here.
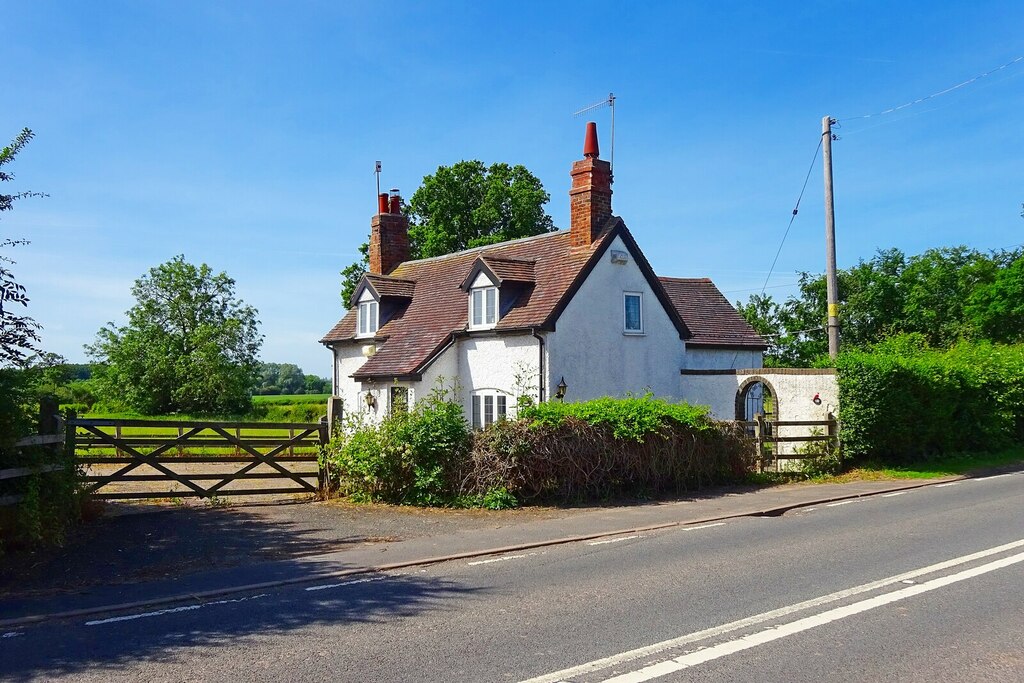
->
[331,344,339,396]
[531,328,546,402]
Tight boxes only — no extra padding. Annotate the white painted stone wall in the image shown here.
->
[546,235,685,401]
[679,368,839,455]
[684,347,763,371]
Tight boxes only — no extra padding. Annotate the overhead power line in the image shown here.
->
[839,55,1023,122]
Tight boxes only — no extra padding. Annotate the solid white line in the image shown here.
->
[881,491,908,498]
[468,552,537,566]
[600,551,1024,682]
[305,576,385,592]
[85,594,268,626]
[588,536,643,546]
[935,482,960,488]
[518,538,1024,683]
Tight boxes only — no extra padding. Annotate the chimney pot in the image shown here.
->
[388,190,401,215]
[583,121,600,158]
[377,193,389,215]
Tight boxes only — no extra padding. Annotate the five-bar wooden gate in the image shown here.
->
[71,416,328,500]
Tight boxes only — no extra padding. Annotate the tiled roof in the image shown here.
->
[480,256,535,284]
[658,277,767,349]
[321,220,627,379]
[363,274,415,299]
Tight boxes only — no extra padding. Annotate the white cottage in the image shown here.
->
[321,123,768,427]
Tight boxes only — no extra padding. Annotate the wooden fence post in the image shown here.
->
[828,411,840,464]
[317,416,330,494]
[754,413,765,473]
[39,396,59,436]
[327,397,343,437]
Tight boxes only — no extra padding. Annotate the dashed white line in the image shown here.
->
[881,491,908,498]
[935,482,961,488]
[826,500,857,507]
[468,552,538,566]
[85,594,268,626]
[588,535,643,546]
[1,631,23,639]
[681,522,726,532]
[305,576,386,592]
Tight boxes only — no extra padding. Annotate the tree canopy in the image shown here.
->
[341,160,556,302]
[256,362,329,395]
[88,256,263,414]
[1,128,46,367]
[737,244,1024,366]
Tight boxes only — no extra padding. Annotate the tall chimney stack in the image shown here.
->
[569,121,613,247]
[369,187,409,275]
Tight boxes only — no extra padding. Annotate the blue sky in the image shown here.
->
[4,1,1022,376]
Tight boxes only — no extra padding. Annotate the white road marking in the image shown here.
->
[935,482,960,488]
[826,500,857,507]
[599,550,1024,683]
[305,576,386,592]
[589,536,643,546]
[468,552,538,566]
[519,538,1024,683]
[85,594,268,626]
[681,522,726,532]
[973,473,1014,482]
[1,631,23,639]
[881,491,908,498]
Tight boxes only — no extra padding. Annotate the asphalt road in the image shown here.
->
[3,472,1022,682]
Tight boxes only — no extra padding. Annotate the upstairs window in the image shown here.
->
[624,292,643,334]
[470,286,498,329]
[357,300,378,337]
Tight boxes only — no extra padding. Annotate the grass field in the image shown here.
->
[253,393,331,404]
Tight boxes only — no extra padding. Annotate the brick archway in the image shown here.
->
[735,375,779,422]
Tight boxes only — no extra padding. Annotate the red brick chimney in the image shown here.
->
[369,188,409,275]
[569,121,613,247]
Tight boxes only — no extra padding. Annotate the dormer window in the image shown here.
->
[357,291,379,338]
[470,286,497,329]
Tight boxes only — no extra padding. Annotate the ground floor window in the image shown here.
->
[471,391,508,429]
[390,386,409,414]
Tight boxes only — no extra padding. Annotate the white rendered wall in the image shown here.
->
[684,347,763,370]
[546,236,685,402]
[457,334,540,418]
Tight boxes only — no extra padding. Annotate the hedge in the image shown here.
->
[836,338,1024,461]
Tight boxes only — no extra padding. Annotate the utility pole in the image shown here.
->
[822,115,840,359]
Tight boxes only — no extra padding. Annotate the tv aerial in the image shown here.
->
[573,92,616,172]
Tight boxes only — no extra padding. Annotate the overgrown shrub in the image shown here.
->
[467,396,752,502]
[323,391,755,508]
[320,383,470,505]
[837,336,1024,461]
[0,369,81,549]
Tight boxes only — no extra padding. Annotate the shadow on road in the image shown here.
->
[2,567,481,680]
[0,502,382,599]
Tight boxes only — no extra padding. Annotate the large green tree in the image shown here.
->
[88,256,263,415]
[1,128,46,367]
[738,244,1024,366]
[340,161,556,302]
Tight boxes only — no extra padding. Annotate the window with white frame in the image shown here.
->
[357,300,378,337]
[471,391,508,430]
[469,286,498,329]
[624,292,643,334]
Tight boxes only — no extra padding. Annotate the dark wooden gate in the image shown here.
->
[71,416,328,500]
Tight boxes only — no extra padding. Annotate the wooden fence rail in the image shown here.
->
[738,413,839,472]
[71,415,329,500]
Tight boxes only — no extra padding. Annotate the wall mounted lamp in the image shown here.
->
[555,377,568,402]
